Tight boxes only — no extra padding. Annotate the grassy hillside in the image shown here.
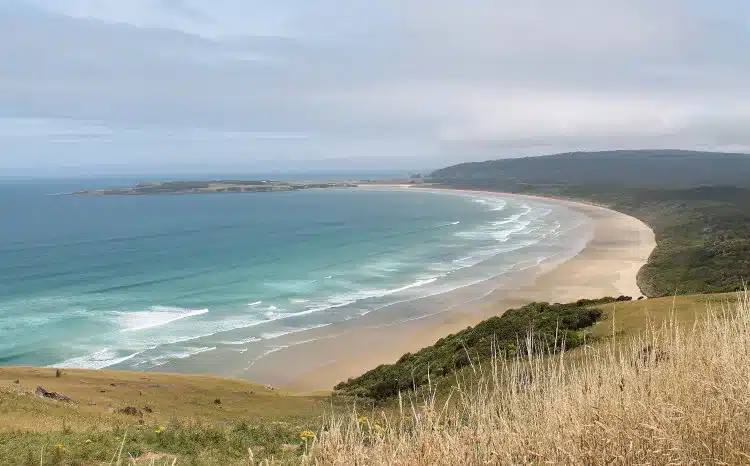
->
[430,149,750,187]
[588,292,735,341]
[430,150,750,297]
[0,369,340,465]
[310,292,750,464]
[334,293,736,402]
[334,297,631,400]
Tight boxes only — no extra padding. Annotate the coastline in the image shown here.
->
[233,187,656,392]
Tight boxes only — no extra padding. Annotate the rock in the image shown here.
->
[117,406,143,416]
[213,398,222,405]
[143,406,153,413]
[87,401,97,406]
[13,380,19,384]
[34,386,72,402]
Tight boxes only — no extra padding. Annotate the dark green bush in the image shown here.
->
[335,300,607,400]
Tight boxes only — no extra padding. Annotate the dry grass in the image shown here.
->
[0,369,337,465]
[306,291,750,465]
[0,368,327,432]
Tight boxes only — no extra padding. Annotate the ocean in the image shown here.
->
[0,179,592,375]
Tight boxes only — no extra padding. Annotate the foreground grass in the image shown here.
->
[0,369,339,464]
[308,291,750,464]
[1,422,304,465]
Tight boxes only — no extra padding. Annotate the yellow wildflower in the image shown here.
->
[55,444,65,450]
[155,426,166,434]
[358,416,368,424]
[300,430,315,442]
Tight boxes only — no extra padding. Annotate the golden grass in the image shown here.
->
[0,367,328,432]
[306,291,750,465]
[589,292,735,340]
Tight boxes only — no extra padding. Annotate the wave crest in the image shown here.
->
[119,306,209,332]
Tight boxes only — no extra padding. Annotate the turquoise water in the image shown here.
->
[0,180,590,372]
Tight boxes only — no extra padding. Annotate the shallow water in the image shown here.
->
[0,180,590,372]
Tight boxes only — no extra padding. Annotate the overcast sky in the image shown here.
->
[1,1,749,175]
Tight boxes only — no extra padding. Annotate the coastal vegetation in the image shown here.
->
[430,150,750,297]
[334,297,631,400]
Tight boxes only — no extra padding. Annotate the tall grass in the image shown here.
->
[306,292,750,465]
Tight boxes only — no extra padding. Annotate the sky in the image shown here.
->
[0,1,749,176]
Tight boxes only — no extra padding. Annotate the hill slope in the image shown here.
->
[431,149,750,187]
[0,369,337,465]
[335,297,629,400]
[312,292,750,464]
[430,150,750,297]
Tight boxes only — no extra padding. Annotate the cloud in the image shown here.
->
[0,1,749,174]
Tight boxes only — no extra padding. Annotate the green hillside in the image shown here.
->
[335,297,631,400]
[334,291,737,402]
[430,150,750,297]
[431,149,750,187]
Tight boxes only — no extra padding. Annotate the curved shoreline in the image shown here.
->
[235,187,656,392]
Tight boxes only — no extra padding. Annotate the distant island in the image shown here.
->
[72,180,361,196]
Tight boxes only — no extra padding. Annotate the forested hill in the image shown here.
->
[429,150,750,297]
[431,150,750,187]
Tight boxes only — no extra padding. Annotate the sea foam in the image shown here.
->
[52,348,142,370]
[119,306,209,332]
[147,346,217,368]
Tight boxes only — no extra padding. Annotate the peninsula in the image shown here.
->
[72,180,360,195]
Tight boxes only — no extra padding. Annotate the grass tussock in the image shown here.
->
[306,291,750,465]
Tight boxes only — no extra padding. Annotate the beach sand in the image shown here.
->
[235,188,656,392]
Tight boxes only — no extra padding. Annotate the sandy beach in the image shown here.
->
[238,187,656,392]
